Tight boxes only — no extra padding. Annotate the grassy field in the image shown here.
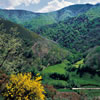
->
[41,60,100,97]
[42,61,68,75]
[42,60,100,86]
[71,71,100,86]
[41,61,69,87]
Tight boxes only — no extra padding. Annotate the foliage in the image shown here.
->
[74,59,84,68]
[84,46,100,72]
[0,4,100,98]
[49,73,69,81]
[0,4,94,31]
[36,15,100,53]
[42,60,70,75]
[0,26,26,74]
[86,5,100,20]
[2,73,45,100]
[0,18,40,42]
[0,19,73,74]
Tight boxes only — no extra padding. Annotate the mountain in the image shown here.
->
[0,4,94,30]
[0,3,100,71]
[0,4,100,98]
[85,3,100,20]
[57,3,93,21]
[0,18,74,73]
[36,15,100,52]
[0,3,99,56]
[0,18,40,42]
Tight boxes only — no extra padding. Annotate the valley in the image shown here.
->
[0,3,100,100]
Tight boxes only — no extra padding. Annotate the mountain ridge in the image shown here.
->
[0,3,98,30]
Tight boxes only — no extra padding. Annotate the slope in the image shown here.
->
[85,3,100,20]
[0,18,73,73]
[0,4,94,30]
[36,13,100,52]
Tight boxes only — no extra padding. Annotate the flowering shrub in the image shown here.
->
[3,73,45,100]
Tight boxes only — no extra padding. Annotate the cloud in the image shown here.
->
[81,0,100,4]
[78,0,81,3]
[6,0,40,9]
[37,0,73,13]
[0,0,99,12]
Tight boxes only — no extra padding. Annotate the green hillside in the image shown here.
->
[85,4,100,20]
[0,4,94,30]
[36,15,100,52]
[84,46,100,71]
[0,18,73,74]
[0,18,41,42]
[0,3,100,99]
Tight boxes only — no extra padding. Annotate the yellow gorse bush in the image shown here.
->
[3,73,45,100]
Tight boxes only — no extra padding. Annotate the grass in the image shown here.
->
[42,78,68,88]
[77,89,100,97]
[58,89,74,92]
[71,71,100,86]
[41,61,69,87]
[47,79,67,86]
[74,59,84,68]
[42,60,100,86]
[42,59,100,97]
[42,61,68,75]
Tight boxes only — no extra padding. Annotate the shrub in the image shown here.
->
[2,73,45,100]
[68,80,80,88]
[49,73,69,81]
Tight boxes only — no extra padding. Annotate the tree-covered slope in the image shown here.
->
[57,3,93,21]
[36,14,100,52]
[0,18,73,73]
[0,4,94,30]
[84,46,100,71]
[0,18,40,42]
[0,9,57,30]
[85,3,100,20]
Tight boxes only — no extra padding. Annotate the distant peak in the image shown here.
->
[95,3,100,6]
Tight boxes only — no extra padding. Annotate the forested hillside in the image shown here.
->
[36,9,100,52]
[0,3,100,100]
[0,4,95,30]
[0,18,73,74]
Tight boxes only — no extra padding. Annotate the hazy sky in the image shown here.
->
[0,0,99,13]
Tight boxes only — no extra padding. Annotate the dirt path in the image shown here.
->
[54,92,81,100]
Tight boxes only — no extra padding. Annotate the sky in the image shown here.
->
[0,0,100,13]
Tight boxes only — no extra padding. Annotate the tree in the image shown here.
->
[3,73,45,100]
[0,26,25,74]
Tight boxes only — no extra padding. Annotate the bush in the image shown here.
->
[68,80,80,88]
[2,73,45,100]
[49,73,69,81]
